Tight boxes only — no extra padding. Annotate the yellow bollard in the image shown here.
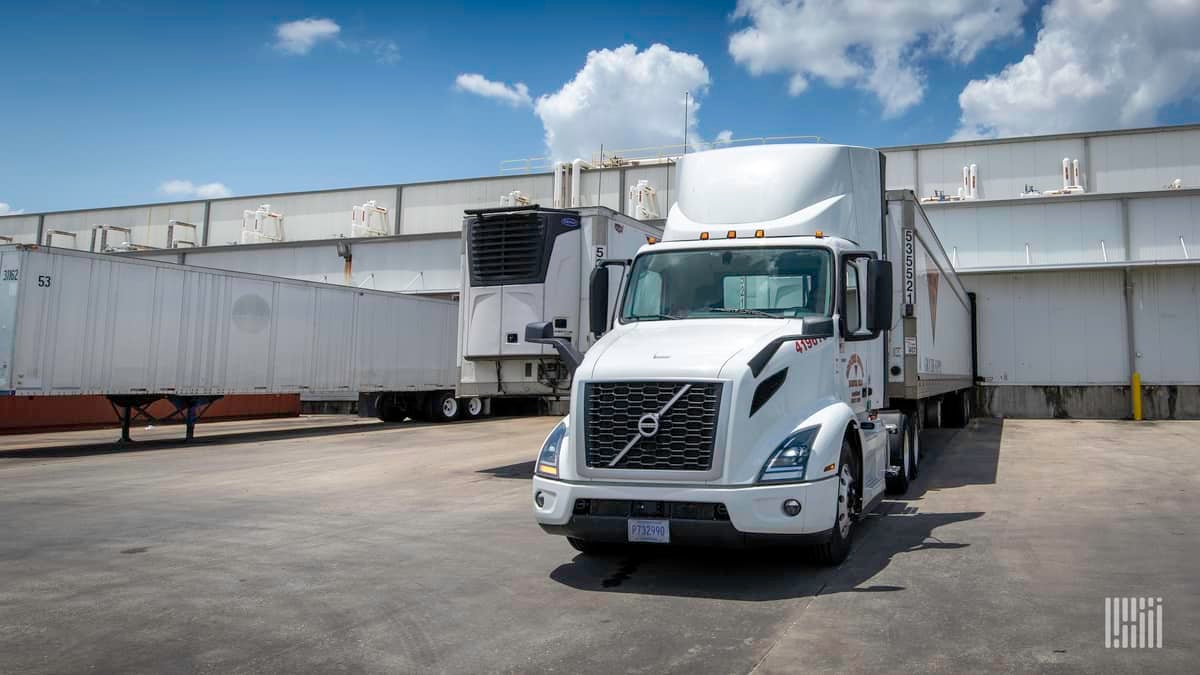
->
[1131,372,1143,421]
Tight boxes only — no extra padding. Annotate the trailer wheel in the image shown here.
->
[813,439,857,566]
[944,390,972,428]
[923,397,943,429]
[461,396,485,419]
[885,416,913,494]
[376,395,408,423]
[430,391,459,422]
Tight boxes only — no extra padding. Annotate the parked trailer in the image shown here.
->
[0,244,465,440]
[458,206,662,407]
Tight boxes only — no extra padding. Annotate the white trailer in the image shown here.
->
[457,206,661,404]
[0,244,464,440]
[529,144,975,564]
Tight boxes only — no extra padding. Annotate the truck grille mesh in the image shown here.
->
[467,213,546,285]
[584,382,722,470]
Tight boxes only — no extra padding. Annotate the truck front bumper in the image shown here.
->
[532,474,839,547]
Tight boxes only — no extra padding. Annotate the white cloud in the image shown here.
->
[0,202,23,216]
[371,40,400,65]
[728,0,1027,117]
[455,74,532,107]
[954,0,1200,139]
[275,17,341,55]
[159,180,231,199]
[715,129,734,145]
[534,43,710,160]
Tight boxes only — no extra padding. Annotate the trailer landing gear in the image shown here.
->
[107,395,223,444]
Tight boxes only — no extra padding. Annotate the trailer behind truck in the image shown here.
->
[529,143,974,564]
[0,244,467,439]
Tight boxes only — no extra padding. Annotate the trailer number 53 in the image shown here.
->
[37,275,51,287]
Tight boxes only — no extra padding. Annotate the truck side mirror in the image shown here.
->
[589,265,610,338]
[867,259,893,333]
[525,321,583,372]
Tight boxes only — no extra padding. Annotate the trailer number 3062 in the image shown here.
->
[37,275,52,287]
[1,269,17,281]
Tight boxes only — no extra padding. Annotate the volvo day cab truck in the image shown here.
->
[529,143,973,564]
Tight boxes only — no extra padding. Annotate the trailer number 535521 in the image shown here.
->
[37,275,51,287]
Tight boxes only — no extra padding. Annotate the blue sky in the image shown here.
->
[2,0,1198,213]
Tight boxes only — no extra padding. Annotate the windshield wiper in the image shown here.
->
[630,313,680,321]
[707,308,782,318]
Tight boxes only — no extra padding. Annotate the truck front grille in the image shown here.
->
[583,381,722,471]
[467,213,545,286]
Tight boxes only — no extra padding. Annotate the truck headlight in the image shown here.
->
[535,419,568,478]
[758,426,819,483]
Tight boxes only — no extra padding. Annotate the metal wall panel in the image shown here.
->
[576,169,623,210]
[0,215,41,244]
[882,149,915,191]
[919,137,1085,201]
[1091,128,1200,193]
[967,270,1127,385]
[399,175,552,235]
[40,203,206,250]
[1129,194,1200,261]
[1132,266,1200,384]
[622,165,676,217]
[207,188,397,245]
[928,199,1124,268]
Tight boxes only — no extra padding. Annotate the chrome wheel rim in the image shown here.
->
[442,397,458,417]
[902,432,911,479]
[467,397,483,416]
[837,463,854,539]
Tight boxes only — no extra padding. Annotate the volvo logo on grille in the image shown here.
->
[637,413,660,437]
[607,383,693,467]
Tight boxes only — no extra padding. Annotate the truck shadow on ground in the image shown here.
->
[548,417,1003,601]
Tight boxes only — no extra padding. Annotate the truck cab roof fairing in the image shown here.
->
[666,144,882,246]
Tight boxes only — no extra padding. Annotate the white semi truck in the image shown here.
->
[529,143,974,564]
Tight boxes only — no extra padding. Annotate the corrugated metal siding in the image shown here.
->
[968,271,1127,385]
[1091,128,1200,193]
[207,188,396,245]
[1132,266,1200,384]
[0,215,40,244]
[40,203,205,250]
[918,138,1086,202]
[399,175,552,235]
[882,149,915,191]
[928,199,1123,268]
[1129,194,1200,261]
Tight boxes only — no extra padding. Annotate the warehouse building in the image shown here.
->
[3,123,1199,419]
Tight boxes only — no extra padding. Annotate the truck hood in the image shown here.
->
[583,319,795,380]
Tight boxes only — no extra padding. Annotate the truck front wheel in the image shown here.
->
[814,439,857,565]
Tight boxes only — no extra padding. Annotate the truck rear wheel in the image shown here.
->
[923,398,943,429]
[461,396,485,419]
[813,439,857,566]
[885,415,914,494]
[428,391,459,422]
[943,390,972,428]
[376,394,407,423]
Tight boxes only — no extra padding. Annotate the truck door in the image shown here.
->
[841,254,888,497]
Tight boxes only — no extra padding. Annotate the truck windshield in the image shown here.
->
[620,247,833,321]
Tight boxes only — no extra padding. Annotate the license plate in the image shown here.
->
[627,519,670,543]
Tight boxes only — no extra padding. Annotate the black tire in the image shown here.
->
[943,389,972,428]
[461,396,485,419]
[813,439,857,566]
[376,394,407,423]
[429,391,459,422]
[923,397,943,429]
[885,415,913,494]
